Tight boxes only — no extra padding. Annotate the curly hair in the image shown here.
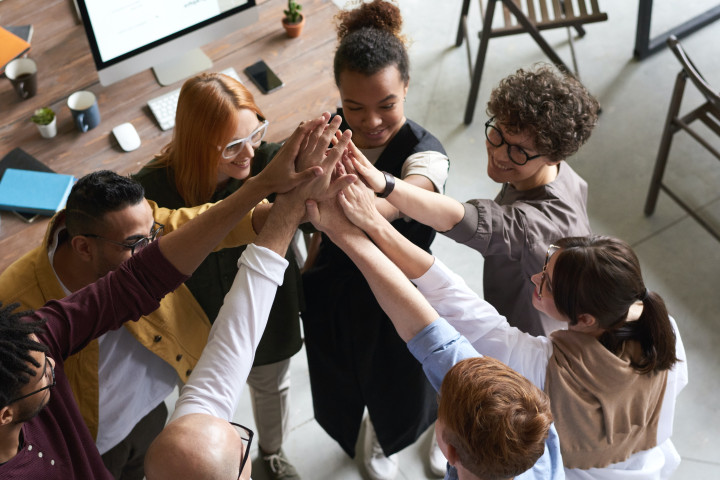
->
[438,356,552,480]
[333,0,409,85]
[487,65,599,161]
[0,302,48,407]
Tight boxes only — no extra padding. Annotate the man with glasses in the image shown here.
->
[0,169,265,479]
[349,64,598,337]
[0,114,350,480]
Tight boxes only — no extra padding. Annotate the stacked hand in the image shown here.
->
[307,178,388,243]
[267,113,356,212]
[259,113,390,240]
[345,140,385,193]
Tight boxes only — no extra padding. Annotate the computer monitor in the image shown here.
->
[74,0,258,87]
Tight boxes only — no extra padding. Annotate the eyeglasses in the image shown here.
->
[8,355,56,404]
[538,244,560,299]
[221,120,269,159]
[485,117,544,166]
[81,221,164,256]
[230,422,254,479]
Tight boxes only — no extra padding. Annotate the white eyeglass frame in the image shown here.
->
[221,120,269,159]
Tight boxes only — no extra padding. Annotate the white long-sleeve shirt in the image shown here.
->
[171,244,288,422]
[412,258,688,480]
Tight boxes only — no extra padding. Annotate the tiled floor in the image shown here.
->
[168,1,720,478]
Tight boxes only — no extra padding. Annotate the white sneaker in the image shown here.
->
[428,424,447,477]
[363,416,399,480]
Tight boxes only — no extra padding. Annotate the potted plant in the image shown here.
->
[282,0,304,38]
[31,107,57,139]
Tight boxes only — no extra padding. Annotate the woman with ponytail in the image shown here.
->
[418,234,687,479]
[534,236,686,479]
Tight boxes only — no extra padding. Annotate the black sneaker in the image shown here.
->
[262,448,301,480]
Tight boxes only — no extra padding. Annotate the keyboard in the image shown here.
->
[147,67,242,131]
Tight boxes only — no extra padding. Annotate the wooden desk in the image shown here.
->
[0,0,340,272]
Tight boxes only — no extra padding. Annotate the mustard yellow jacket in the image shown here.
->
[0,199,260,439]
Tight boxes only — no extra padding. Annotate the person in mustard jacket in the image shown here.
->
[0,170,262,480]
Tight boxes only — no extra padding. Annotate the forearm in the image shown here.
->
[363,217,435,280]
[158,176,269,275]
[412,258,553,388]
[331,231,438,343]
[150,199,259,251]
[251,201,272,234]
[385,178,465,232]
[374,174,436,223]
[171,243,288,421]
[254,194,304,257]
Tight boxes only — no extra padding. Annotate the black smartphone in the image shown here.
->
[244,60,284,94]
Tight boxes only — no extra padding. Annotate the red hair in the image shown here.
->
[153,73,264,205]
[438,356,552,480]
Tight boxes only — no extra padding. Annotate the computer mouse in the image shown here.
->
[112,122,141,152]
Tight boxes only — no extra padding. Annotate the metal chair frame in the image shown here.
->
[457,0,607,124]
[644,36,720,242]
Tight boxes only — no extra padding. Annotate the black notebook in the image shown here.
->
[0,148,55,222]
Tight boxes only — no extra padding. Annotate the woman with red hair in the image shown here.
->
[134,72,303,480]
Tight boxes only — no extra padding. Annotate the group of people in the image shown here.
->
[0,1,687,480]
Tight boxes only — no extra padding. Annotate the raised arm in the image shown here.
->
[306,196,437,342]
[336,180,553,387]
[337,180,434,279]
[349,142,464,231]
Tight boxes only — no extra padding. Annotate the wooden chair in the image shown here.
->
[458,0,608,124]
[644,36,720,242]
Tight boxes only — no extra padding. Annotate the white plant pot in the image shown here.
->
[36,117,57,138]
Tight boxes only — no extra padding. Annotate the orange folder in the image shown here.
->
[0,26,31,75]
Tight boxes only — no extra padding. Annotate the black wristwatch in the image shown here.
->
[378,171,395,198]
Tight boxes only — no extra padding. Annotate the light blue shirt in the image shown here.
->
[407,318,564,480]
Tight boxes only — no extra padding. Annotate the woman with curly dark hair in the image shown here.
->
[351,64,599,337]
[300,1,449,478]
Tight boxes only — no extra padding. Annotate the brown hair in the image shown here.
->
[153,73,264,206]
[487,65,599,162]
[333,0,409,86]
[438,356,552,480]
[551,236,679,373]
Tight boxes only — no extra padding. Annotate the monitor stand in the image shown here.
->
[152,48,213,86]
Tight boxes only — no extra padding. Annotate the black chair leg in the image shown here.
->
[464,0,497,125]
[645,72,687,216]
[456,0,472,47]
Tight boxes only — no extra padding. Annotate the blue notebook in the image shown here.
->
[0,168,75,216]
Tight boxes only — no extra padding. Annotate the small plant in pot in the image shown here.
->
[282,0,304,38]
[31,107,57,139]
